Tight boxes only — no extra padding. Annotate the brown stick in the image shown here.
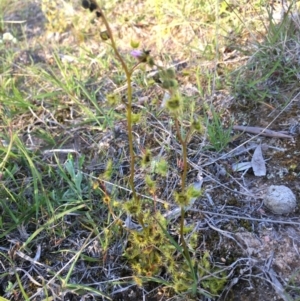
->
[233,125,293,139]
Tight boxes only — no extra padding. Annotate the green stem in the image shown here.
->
[181,142,188,190]
[174,118,188,190]
[180,206,190,258]
[95,5,137,202]
[125,76,138,201]
[96,7,129,76]
[174,117,191,263]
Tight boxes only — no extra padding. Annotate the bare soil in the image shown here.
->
[1,1,300,301]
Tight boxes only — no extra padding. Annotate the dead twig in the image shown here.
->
[233,125,293,139]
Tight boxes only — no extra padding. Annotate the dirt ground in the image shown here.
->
[1,1,300,300]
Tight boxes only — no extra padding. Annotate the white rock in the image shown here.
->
[264,185,296,214]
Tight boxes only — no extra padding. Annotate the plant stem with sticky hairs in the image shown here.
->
[83,0,139,202]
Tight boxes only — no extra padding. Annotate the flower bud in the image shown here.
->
[166,95,181,111]
[166,68,176,79]
[130,40,140,49]
[100,30,110,40]
[82,0,90,9]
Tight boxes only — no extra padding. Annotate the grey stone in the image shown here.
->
[264,185,296,214]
